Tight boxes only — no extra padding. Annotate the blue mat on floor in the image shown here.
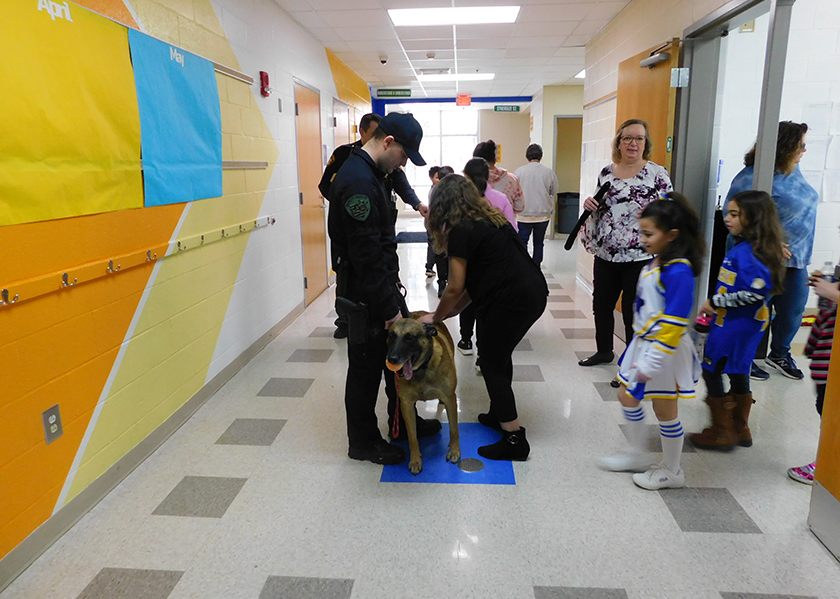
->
[380,423,515,485]
[395,231,428,243]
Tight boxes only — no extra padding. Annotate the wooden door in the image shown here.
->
[616,40,681,172]
[554,117,583,192]
[295,83,328,305]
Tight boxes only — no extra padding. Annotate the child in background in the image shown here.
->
[598,192,704,490]
[788,264,838,484]
[691,191,787,450]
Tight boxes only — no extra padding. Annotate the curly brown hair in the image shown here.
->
[727,190,787,293]
[426,174,509,254]
[612,119,652,163]
[744,121,807,176]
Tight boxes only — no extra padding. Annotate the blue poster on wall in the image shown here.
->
[128,29,222,207]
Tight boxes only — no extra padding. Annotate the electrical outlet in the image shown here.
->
[42,404,63,444]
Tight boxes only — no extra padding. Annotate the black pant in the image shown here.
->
[475,299,546,423]
[459,303,476,342]
[816,384,825,417]
[344,329,399,447]
[702,369,750,397]
[592,257,646,354]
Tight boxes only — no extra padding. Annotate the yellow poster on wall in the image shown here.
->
[0,0,143,227]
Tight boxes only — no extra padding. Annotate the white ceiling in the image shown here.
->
[272,0,631,98]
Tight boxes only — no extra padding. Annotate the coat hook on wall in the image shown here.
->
[221,229,229,238]
[146,250,157,261]
[62,273,77,287]
[200,234,205,244]
[1,289,19,305]
[178,241,187,251]
[107,260,121,274]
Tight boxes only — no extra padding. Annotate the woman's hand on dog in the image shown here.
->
[417,313,435,325]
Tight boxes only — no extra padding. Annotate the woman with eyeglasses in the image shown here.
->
[725,121,818,382]
[577,119,674,369]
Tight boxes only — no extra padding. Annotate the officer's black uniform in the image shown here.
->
[328,148,408,450]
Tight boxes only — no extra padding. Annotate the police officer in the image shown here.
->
[328,112,439,465]
[320,113,428,339]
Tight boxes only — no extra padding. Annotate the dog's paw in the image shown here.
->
[409,459,423,475]
[446,448,461,464]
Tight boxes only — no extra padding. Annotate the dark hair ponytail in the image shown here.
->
[473,140,497,165]
[639,192,704,276]
[463,158,490,195]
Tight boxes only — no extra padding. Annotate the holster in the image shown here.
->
[336,296,369,345]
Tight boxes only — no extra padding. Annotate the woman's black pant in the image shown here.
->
[475,297,546,423]
[592,257,647,354]
[702,369,750,397]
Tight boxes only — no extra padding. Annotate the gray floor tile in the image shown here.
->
[309,327,336,337]
[326,309,337,318]
[719,594,818,599]
[547,295,574,303]
[534,587,628,599]
[215,419,286,446]
[547,283,563,289]
[257,377,314,397]
[544,272,554,278]
[593,381,619,401]
[513,365,544,381]
[658,488,763,533]
[515,339,533,351]
[555,310,589,319]
[152,476,247,518]
[76,568,183,599]
[619,423,696,453]
[259,576,353,599]
[561,328,596,339]
[287,349,334,362]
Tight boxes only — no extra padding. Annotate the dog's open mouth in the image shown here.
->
[386,355,418,380]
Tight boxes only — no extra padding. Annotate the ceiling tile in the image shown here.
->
[401,39,455,51]
[348,39,404,52]
[306,27,341,43]
[518,3,592,22]
[572,18,609,36]
[505,47,558,58]
[454,23,516,39]
[507,36,568,49]
[395,25,455,40]
[456,38,508,50]
[307,0,381,9]
[272,0,312,12]
[321,9,392,28]
[458,49,506,59]
[563,34,590,46]
[407,50,455,61]
[381,0,450,7]
[553,47,586,58]
[289,10,329,29]
[587,1,629,20]
[334,26,397,41]
[513,21,578,37]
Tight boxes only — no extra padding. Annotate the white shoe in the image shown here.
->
[632,463,685,490]
[596,448,654,472]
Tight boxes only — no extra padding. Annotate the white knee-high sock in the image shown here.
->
[659,418,684,473]
[622,405,647,451]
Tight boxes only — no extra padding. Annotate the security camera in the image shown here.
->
[380,54,388,65]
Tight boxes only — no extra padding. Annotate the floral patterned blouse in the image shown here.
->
[488,167,525,213]
[581,161,673,263]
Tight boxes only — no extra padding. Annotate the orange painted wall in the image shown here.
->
[0,0,183,560]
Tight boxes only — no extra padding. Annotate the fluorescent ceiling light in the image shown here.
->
[575,69,586,79]
[417,73,495,82]
[388,6,520,27]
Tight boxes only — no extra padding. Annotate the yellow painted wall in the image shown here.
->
[326,48,372,125]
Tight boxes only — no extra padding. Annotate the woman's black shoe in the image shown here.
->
[348,440,405,465]
[478,412,503,432]
[578,351,614,367]
[478,427,529,461]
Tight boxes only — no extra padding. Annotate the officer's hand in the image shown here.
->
[417,203,429,218]
[385,312,403,329]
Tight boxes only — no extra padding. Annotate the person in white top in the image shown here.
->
[514,144,559,266]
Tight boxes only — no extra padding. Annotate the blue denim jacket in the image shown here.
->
[726,165,819,269]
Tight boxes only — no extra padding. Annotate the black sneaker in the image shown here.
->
[348,440,405,465]
[425,269,435,278]
[333,326,348,339]
[750,362,769,381]
[457,339,474,355]
[765,355,804,380]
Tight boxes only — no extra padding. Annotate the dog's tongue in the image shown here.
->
[402,358,414,381]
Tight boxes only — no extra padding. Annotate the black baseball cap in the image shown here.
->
[377,112,426,166]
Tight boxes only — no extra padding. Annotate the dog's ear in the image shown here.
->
[423,324,438,338]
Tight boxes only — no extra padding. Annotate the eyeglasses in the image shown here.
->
[620,136,646,145]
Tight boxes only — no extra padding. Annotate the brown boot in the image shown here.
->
[689,396,738,450]
[732,393,755,447]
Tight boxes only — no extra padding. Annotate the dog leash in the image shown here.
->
[391,372,401,439]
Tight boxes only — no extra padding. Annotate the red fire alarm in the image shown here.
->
[260,71,271,97]
[456,94,471,106]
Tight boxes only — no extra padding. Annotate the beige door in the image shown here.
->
[554,117,583,192]
[295,82,328,305]
[334,100,352,149]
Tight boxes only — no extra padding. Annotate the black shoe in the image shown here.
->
[478,427,530,461]
[609,377,621,388]
[390,416,442,441]
[765,355,804,380]
[478,412,503,432]
[348,440,405,465]
[750,362,770,381]
[334,326,348,339]
[578,352,614,367]
[457,339,474,355]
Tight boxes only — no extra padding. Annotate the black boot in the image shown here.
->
[478,427,530,461]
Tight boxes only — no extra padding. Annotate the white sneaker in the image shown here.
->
[632,463,685,490]
[596,448,654,472]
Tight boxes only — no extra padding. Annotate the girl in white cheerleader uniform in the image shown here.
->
[598,192,704,490]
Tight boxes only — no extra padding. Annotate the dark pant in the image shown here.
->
[816,384,825,416]
[518,220,550,266]
[459,303,476,342]
[475,298,546,423]
[425,241,436,271]
[344,329,398,447]
[435,253,448,289]
[592,257,647,354]
[702,369,750,397]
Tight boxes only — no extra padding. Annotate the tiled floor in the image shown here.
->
[3,216,837,599]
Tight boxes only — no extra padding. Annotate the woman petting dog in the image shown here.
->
[419,174,548,461]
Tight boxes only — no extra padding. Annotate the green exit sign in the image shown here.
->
[494,105,520,112]
[377,89,411,98]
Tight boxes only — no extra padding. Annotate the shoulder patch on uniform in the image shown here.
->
[751,278,766,290]
[346,194,371,221]
[327,154,335,166]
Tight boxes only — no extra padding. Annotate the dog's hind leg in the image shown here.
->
[442,393,461,464]
[401,398,423,475]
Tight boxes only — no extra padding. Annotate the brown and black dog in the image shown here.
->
[386,311,459,475]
